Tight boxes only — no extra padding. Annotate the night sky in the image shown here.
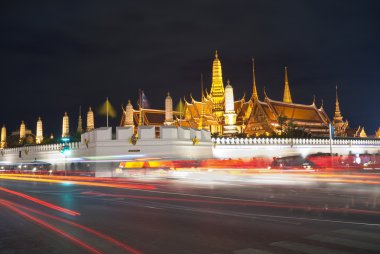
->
[1,0,380,136]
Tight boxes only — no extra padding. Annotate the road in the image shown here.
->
[1,172,380,254]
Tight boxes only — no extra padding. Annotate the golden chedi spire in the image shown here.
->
[334,85,343,121]
[283,66,293,103]
[251,58,258,101]
[210,50,225,117]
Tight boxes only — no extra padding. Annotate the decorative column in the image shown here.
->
[77,106,83,133]
[164,92,174,125]
[124,100,134,127]
[0,125,6,148]
[62,112,70,138]
[36,117,43,144]
[223,80,238,135]
[86,107,94,131]
[19,120,26,143]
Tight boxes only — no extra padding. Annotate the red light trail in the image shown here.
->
[0,200,101,254]
[0,199,142,254]
[0,186,80,216]
[82,191,380,216]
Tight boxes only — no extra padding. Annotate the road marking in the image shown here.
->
[334,229,380,240]
[135,188,281,204]
[144,206,162,210]
[233,248,272,254]
[271,241,350,254]
[74,192,380,227]
[306,234,380,252]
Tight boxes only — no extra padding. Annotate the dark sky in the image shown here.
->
[1,0,380,136]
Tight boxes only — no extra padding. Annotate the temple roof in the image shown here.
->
[267,99,327,123]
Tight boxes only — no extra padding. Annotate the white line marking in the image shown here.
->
[233,248,272,254]
[271,241,350,254]
[306,234,380,252]
[335,229,380,240]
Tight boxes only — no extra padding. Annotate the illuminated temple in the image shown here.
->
[120,51,366,138]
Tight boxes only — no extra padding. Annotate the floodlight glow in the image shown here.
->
[61,137,70,142]
[63,149,71,156]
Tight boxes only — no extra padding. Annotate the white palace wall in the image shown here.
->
[212,137,380,159]
[1,127,380,177]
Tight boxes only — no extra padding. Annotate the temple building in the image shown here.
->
[182,51,331,137]
[119,51,373,138]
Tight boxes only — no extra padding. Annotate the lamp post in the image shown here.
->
[60,138,71,176]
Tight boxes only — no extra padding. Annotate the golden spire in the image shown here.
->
[334,85,343,122]
[201,72,204,100]
[251,57,258,101]
[283,66,292,103]
[199,73,205,129]
[210,50,224,117]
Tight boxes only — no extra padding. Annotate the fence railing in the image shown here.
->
[1,142,81,154]
[211,137,380,146]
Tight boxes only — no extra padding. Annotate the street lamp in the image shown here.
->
[60,141,71,176]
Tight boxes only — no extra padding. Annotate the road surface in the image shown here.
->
[1,172,380,253]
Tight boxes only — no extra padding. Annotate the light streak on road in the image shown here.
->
[0,199,142,254]
[0,200,101,254]
[82,191,380,216]
[0,187,80,216]
[0,174,156,190]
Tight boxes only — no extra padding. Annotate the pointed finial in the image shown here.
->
[263,86,268,98]
[215,50,218,59]
[128,99,131,104]
[335,85,339,102]
[251,57,258,101]
[321,99,324,108]
[227,79,231,86]
[200,72,204,100]
[312,95,316,105]
[89,106,92,111]
[167,92,170,96]
[283,66,293,103]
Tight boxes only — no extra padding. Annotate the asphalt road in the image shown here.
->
[1,173,380,254]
